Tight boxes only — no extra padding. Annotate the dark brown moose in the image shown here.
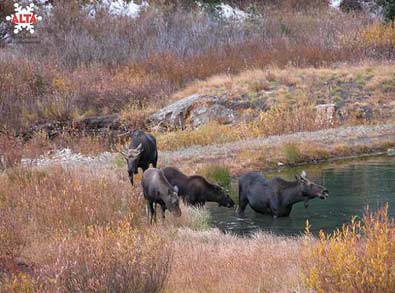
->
[237,171,328,218]
[115,130,158,185]
[162,166,235,208]
[142,168,181,223]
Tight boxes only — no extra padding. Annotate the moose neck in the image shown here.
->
[205,190,219,202]
[280,182,304,206]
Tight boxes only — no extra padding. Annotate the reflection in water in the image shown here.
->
[208,156,395,236]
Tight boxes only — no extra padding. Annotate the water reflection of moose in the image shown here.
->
[117,130,329,223]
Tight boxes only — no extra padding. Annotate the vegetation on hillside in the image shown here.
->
[1,1,394,132]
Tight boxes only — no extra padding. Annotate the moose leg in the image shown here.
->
[237,185,249,216]
[152,151,158,168]
[147,201,155,224]
[159,203,166,220]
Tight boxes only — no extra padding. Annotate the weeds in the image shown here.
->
[283,143,302,165]
[198,164,232,189]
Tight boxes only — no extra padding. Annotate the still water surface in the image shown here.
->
[208,156,395,236]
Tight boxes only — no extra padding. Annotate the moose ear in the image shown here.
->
[174,185,179,193]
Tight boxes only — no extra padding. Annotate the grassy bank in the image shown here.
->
[156,64,395,151]
[158,123,395,176]
[1,164,395,292]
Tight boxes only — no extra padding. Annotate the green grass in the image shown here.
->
[199,164,232,189]
[283,143,301,165]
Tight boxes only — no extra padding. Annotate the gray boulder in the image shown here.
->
[149,94,202,129]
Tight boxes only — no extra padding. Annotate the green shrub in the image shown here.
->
[283,143,301,164]
[199,165,231,189]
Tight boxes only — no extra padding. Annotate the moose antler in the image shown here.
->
[111,143,129,159]
[127,143,143,159]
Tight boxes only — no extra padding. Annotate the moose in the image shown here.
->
[162,166,235,208]
[116,130,158,185]
[142,168,181,223]
[237,171,328,218]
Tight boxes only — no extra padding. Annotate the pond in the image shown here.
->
[207,155,395,236]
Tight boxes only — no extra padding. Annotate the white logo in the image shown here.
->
[6,3,42,34]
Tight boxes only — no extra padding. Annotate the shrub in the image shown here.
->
[282,143,301,164]
[304,205,395,292]
[39,223,171,292]
[199,164,232,189]
[0,167,143,235]
[358,23,395,56]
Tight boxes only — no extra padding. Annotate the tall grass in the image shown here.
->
[0,166,172,292]
[168,228,305,292]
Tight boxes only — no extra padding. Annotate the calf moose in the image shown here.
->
[162,166,234,207]
[142,168,181,223]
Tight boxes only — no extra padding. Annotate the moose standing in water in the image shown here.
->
[142,168,181,223]
[116,130,158,185]
[237,171,328,218]
[162,166,235,208]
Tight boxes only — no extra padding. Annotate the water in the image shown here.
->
[208,155,395,236]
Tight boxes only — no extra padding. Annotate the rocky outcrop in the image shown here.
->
[188,104,236,128]
[149,94,243,130]
[148,93,270,130]
[149,94,202,129]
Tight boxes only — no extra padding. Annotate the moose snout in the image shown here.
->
[320,189,329,199]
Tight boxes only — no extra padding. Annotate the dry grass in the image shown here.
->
[0,166,174,292]
[167,228,306,292]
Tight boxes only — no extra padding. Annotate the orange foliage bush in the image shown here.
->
[304,205,395,292]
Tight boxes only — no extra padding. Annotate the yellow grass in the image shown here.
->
[167,228,306,293]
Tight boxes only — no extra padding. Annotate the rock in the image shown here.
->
[188,104,236,128]
[149,94,202,129]
[388,148,395,156]
[315,104,336,127]
[149,94,238,130]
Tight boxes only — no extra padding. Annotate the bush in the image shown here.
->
[0,167,143,235]
[199,164,231,189]
[282,143,301,164]
[39,223,171,292]
[304,205,395,292]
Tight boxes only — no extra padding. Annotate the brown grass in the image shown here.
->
[0,165,174,292]
[167,228,306,292]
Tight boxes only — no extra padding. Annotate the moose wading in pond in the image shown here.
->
[116,130,158,185]
[162,166,235,208]
[237,171,329,218]
[142,168,182,223]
